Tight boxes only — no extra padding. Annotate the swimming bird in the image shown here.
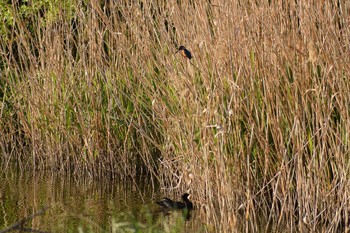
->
[175,46,193,60]
[156,193,193,210]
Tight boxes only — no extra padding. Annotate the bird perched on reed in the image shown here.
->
[175,46,193,60]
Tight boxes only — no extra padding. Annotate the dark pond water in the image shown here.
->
[0,167,203,232]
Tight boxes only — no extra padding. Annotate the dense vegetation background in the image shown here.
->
[1,0,349,231]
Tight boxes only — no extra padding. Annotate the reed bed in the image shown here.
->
[1,0,350,231]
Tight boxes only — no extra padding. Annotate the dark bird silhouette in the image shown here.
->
[156,193,193,210]
[175,46,193,60]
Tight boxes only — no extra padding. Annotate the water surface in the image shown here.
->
[0,167,201,232]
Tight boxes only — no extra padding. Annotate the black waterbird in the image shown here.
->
[156,193,193,210]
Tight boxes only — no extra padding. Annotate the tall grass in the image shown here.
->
[1,0,349,231]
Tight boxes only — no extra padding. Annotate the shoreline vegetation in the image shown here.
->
[1,1,349,231]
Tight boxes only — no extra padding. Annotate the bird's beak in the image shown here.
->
[175,50,179,54]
